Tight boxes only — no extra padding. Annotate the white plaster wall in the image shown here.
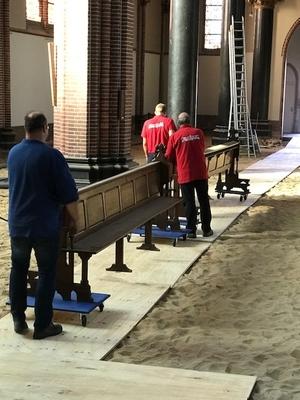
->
[197,56,220,115]
[10,0,26,30]
[284,25,300,133]
[10,32,53,126]
[145,0,161,53]
[269,0,300,121]
[143,52,160,114]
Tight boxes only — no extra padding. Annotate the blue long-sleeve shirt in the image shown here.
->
[8,139,78,238]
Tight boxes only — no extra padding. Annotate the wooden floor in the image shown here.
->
[1,138,300,399]
[0,352,256,400]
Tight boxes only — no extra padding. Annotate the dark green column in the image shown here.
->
[168,0,200,126]
[250,2,275,122]
[215,0,245,135]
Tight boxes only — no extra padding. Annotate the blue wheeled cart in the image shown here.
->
[8,291,110,327]
[128,225,192,247]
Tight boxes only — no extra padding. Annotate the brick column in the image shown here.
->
[54,0,134,184]
[0,0,11,129]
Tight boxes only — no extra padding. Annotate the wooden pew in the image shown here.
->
[28,160,181,304]
[205,140,250,200]
[27,140,249,310]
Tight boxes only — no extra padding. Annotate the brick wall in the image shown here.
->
[54,0,88,158]
[0,0,11,128]
[54,0,134,162]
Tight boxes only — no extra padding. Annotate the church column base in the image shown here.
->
[66,156,138,186]
[212,125,229,144]
[251,120,272,138]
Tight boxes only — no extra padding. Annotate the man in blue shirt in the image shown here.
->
[8,111,78,339]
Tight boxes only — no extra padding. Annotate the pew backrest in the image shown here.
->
[73,161,169,242]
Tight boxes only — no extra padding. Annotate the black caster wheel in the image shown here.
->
[240,195,243,202]
[217,193,221,199]
[99,304,104,312]
[221,192,225,198]
[81,314,87,327]
[244,195,247,200]
[127,234,131,242]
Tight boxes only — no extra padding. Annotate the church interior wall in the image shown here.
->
[283,26,300,133]
[9,0,26,30]
[145,0,161,53]
[5,1,300,139]
[10,32,53,127]
[9,0,53,134]
[269,1,300,123]
[197,55,220,116]
[143,52,160,113]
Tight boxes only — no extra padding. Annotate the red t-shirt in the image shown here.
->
[141,115,176,153]
[165,124,208,184]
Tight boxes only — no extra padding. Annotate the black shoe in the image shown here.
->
[203,229,213,237]
[14,319,28,334]
[187,231,197,239]
[33,323,63,340]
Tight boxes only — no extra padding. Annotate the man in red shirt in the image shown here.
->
[165,112,213,238]
[141,103,176,162]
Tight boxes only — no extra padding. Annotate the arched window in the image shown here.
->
[200,0,223,55]
[26,0,40,22]
[26,0,54,29]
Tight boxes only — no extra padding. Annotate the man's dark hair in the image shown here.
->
[177,112,190,126]
[24,111,47,133]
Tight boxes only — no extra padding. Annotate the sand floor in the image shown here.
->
[104,164,300,400]
[1,141,299,399]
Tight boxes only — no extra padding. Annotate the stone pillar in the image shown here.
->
[250,0,280,133]
[168,0,200,125]
[0,0,11,129]
[215,0,245,136]
[159,0,169,101]
[135,0,150,117]
[54,0,134,184]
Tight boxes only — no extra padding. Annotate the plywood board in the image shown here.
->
[0,281,168,360]
[0,352,256,400]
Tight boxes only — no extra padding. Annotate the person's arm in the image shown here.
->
[168,119,177,136]
[165,136,176,164]
[142,137,148,159]
[65,201,79,235]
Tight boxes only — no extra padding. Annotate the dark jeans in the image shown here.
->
[9,236,60,331]
[181,179,212,234]
[147,152,156,163]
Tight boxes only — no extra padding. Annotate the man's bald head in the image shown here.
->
[177,112,190,126]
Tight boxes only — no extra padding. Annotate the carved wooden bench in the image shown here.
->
[49,160,181,303]
[27,141,249,306]
[205,140,250,200]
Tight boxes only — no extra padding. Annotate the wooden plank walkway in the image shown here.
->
[0,352,256,400]
[1,138,300,398]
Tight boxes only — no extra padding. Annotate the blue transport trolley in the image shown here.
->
[8,291,110,327]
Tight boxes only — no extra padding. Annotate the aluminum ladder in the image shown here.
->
[228,17,260,157]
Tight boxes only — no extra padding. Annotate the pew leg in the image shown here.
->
[75,252,93,302]
[137,220,160,251]
[106,238,132,272]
